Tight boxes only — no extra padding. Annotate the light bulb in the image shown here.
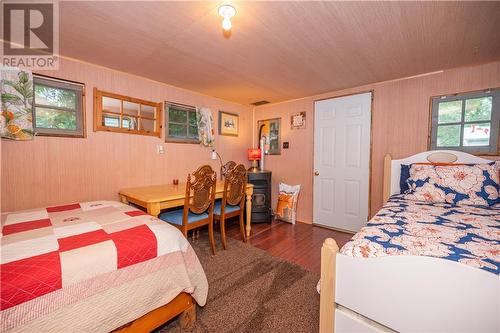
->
[222,17,232,31]
[218,5,236,31]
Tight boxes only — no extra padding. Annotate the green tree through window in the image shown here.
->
[33,76,84,137]
[430,89,499,154]
[166,104,199,143]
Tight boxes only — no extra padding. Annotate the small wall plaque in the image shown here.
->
[291,112,306,129]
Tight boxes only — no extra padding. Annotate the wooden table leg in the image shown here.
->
[245,187,253,238]
[147,202,161,217]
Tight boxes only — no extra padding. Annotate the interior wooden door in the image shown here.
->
[313,92,372,232]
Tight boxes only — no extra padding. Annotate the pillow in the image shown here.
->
[400,163,466,194]
[404,162,500,206]
[400,164,411,193]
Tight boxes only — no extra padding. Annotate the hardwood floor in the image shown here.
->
[224,218,353,274]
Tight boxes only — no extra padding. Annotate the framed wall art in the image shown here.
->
[291,111,306,129]
[218,110,239,136]
[257,118,281,155]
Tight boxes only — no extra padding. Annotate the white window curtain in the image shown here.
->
[196,107,214,147]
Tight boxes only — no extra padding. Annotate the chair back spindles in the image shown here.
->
[216,164,248,248]
[224,164,247,206]
[185,165,217,215]
[221,161,237,179]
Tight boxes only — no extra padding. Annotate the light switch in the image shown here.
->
[157,144,165,154]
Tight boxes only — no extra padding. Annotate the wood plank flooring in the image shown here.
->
[224,218,353,274]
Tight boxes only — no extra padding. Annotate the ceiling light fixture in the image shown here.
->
[218,4,236,31]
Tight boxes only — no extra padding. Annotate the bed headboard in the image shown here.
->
[382,150,492,203]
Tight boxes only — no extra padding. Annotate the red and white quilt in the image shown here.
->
[1,201,208,332]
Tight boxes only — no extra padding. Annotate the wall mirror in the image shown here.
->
[94,88,161,137]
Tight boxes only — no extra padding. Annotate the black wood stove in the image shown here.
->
[247,170,272,223]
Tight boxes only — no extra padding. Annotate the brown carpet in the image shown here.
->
[156,232,320,333]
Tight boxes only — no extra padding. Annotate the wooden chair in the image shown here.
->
[214,164,247,249]
[221,161,236,178]
[159,165,217,255]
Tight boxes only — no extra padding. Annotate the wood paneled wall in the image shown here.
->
[3,59,499,216]
[1,58,253,212]
[255,61,500,224]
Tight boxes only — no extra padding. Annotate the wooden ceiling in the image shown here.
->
[59,1,500,105]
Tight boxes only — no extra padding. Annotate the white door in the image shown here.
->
[313,92,372,232]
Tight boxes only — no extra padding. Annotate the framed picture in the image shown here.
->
[218,111,239,136]
[257,118,281,155]
[291,111,306,129]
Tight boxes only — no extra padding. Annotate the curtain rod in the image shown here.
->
[165,100,196,109]
[33,73,85,87]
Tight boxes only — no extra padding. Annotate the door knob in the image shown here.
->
[314,171,320,176]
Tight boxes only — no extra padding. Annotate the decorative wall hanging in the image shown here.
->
[196,107,215,147]
[257,118,281,155]
[0,67,34,140]
[218,110,239,136]
[291,111,306,129]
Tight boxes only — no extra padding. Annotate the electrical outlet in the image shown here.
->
[283,142,289,149]
[156,144,165,154]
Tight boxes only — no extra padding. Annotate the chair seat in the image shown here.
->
[159,209,209,226]
[214,201,241,216]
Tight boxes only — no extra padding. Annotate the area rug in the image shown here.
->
[156,233,320,332]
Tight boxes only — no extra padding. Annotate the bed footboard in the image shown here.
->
[333,255,499,332]
[319,238,339,332]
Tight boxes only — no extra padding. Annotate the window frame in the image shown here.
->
[165,102,200,144]
[429,88,500,155]
[93,88,162,137]
[33,74,85,138]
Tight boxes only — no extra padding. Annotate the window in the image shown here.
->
[93,88,161,137]
[430,88,500,154]
[33,75,85,137]
[165,103,199,143]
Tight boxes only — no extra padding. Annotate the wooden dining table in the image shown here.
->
[119,182,254,237]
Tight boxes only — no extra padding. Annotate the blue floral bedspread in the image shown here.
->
[340,195,500,274]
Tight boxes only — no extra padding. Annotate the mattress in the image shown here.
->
[341,195,500,274]
[1,201,208,332]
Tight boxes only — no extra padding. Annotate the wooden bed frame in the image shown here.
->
[319,150,499,332]
[113,293,196,332]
